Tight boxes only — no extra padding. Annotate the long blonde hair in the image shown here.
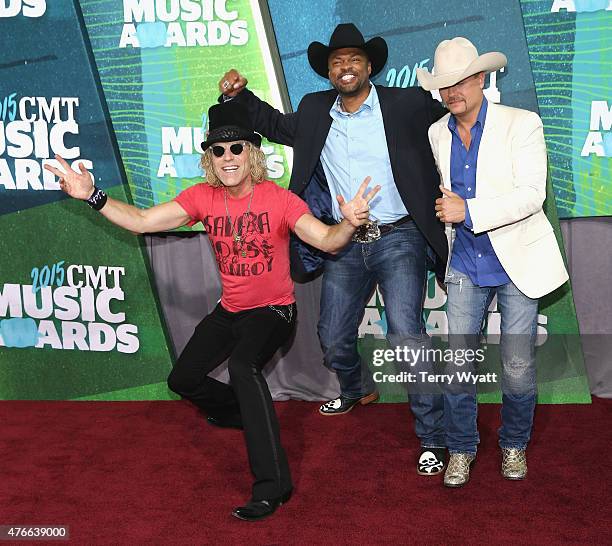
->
[200,142,268,187]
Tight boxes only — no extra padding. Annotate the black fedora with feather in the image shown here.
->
[307,23,388,79]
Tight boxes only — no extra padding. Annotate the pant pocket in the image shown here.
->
[444,266,464,286]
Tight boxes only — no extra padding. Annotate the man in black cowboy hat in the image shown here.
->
[44,100,379,521]
[219,23,449,475]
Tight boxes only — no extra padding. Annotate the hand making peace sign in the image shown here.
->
[44,155,95,200]
[337,176,381,227]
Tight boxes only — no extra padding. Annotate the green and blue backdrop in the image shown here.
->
[2,0,609,402]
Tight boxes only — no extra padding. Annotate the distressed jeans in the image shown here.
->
[318,221,445,448]
[444,266,538,454]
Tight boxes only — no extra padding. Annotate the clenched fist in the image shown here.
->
[219,69,248,97]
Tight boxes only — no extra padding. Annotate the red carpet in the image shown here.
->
[1,399,610,544]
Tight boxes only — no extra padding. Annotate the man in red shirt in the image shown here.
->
[44,101,379,521]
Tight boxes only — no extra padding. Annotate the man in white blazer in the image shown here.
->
[416,38,569,487]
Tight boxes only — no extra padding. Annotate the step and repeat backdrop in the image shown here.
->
[1,0,609,401]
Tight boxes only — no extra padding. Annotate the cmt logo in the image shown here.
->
[581,101,612,157]
[0,0,46,17]
[551,0,612,12]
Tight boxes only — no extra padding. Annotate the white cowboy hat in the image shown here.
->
[416,37,507,91]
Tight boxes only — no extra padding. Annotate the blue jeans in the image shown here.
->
[318,221,444,448]
[444,266,538,454]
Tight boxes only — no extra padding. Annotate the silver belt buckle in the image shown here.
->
[352,220,381,243]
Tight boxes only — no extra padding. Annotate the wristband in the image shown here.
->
[86,186,108,211]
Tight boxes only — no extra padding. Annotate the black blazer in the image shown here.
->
[232,85,448,279]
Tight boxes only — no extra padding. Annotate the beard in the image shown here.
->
[332,74,368,97]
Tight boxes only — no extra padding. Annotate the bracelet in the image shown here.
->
[86,186,108,211]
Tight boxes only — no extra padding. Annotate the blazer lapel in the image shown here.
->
[475,101,499,197]
[377,86,398,161]
[439,125,452,190]
[293,90,335,194]
[312,91,336,161]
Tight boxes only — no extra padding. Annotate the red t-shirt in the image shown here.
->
[175,180,311,312]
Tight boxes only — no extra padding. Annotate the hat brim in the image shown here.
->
[416,52,507,91]
[200,126,262,152]
[307,36,388,79]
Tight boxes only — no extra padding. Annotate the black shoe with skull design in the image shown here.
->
[417,447,446,475]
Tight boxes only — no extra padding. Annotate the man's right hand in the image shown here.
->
[219,69,248,97]
[44,155,94,200]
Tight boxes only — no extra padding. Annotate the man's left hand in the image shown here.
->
[338,176,381,227]
[435,185,465,223]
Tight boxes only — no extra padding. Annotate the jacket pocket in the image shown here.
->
[521,214,554,245]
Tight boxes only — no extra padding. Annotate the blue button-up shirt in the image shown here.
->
[449,98,510,287]
[321,85,408,223]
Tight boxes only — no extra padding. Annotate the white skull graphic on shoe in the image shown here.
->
[418,451,444,474]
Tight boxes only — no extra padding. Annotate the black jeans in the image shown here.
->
[167,302,296,500]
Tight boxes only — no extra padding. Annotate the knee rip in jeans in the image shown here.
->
[504,356,535,392]
[505,355,531,376]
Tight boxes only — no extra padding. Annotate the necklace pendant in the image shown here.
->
[241,250,247,258]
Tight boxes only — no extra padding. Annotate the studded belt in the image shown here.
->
[352,215,413,243]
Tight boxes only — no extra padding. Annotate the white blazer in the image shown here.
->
[428,101,569,299]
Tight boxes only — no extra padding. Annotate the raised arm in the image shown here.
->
[44,155,190,234]
[293,177,380,254]
[218,69,298,147]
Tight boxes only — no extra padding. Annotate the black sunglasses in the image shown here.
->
[211,143,246,157]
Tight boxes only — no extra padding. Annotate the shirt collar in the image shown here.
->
[448,96,488,132]
[331,83,376,115]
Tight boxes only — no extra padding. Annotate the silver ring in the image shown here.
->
[222,80,230,89]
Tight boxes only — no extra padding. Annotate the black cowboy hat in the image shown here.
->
[307,23,388,79]
[200,101,262,152]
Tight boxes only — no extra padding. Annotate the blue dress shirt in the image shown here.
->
[321,85,409,223]
[449,98,511,287]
